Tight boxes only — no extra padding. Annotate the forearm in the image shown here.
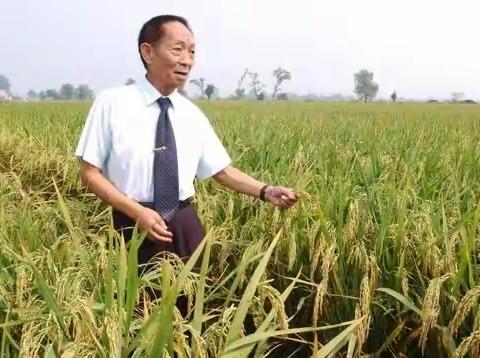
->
[213,166,266,198]
[80,164,144,221]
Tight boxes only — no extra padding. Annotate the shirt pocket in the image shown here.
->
[111,122,155,170]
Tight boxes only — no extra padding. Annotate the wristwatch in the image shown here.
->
[259,184,270,201]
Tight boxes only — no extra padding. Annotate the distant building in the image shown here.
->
[0,89,12,101]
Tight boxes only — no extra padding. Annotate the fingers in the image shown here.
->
[135,207,174,243]
[277,186,298,199]
[272,195,290,208]
[149,230,172,243]
[267,185,299,208]
[279,187,298,206]
[280,195,296,207]
[148,230,172,243]
[152,222,172,237]
[150,221,173,243]
[141,211,173,243]
[287,191,298,201]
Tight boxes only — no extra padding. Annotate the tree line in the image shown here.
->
[187,68,382,102]
[27,83,95,101]
[186,67,292,101]
[0,74,95,101]
[1,71,477,103]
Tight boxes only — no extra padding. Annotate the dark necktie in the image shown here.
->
[153,97,179,222]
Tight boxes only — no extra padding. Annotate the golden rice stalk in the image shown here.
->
[312,281,327,356]
[449,286,480,336]
[309,234,325,281]
[14,265,28,309]
[218,241,230,273]
[104,307,120,356]
[368,255,380,293]
[189,330,208,358]
[348,242,367,269]
[203,305,237,356]
[312,242,337,354]
[443,229,462,274]
[454,330,480,358]
[354,256,378,357]
[473,312,480,358]
[19,321,44,357]
[259,284,289,331]
[321,242,338,284]
[324,219,337,242]
[173,323,190,358]
[288,231,297,271]
[450,205,461,228]
[401,276,410,298]
[345,198,361,244]
[183,278,196,315]
[307,222,321,262]
[419,274,451,353]
[354,275,372,356]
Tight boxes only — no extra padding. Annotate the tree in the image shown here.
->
[451,92,464,103]
[60,83,74,100]
[249,72,266,100]
[354,69,379,103]
[38,91,46,100]
[390,91,397,102]
[73,84,95,100]
[234,68,250,99]
[277,93,288,101]
[205,84,216,101]
[272,67,292,100]
[190,78,206,99]
[125,78,136,85]
[234,88,245,98]
[257,92,266,101]
[45,89,61,100]
[27,90,37,99]
[0,74,11,93]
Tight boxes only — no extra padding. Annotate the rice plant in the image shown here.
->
[1,100,479,356]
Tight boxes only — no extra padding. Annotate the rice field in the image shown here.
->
[1,100,480,357]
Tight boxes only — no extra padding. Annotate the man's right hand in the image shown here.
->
[78,161,173,243]
[136,207,173,243]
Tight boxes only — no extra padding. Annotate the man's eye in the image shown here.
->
[190,50,195,55]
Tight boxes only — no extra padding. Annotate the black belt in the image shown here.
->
[139,198,191,210]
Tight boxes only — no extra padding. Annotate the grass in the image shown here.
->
[0,100,479,356]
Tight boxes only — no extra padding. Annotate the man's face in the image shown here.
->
[141,21,195,91]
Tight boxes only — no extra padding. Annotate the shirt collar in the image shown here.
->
[137,75,180,108]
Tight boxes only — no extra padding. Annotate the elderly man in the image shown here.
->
[75,15,298,268]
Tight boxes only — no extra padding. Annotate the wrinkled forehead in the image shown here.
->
[161,21,195,47]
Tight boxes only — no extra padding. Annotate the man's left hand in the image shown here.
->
[265,186,299,208]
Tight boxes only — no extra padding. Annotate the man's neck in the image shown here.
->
[146,74,176,96]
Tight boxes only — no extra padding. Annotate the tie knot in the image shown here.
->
[157,97,172,111]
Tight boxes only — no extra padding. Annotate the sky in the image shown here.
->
[1,0,479,100]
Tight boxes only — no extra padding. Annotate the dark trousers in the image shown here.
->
[111,201,204,315]
[112,201,204,262]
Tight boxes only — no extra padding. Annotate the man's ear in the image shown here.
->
[139,43,153,67]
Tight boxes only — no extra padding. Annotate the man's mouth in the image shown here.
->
[174,71,189,78]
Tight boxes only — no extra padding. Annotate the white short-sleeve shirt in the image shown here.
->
[75,76,231,202]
